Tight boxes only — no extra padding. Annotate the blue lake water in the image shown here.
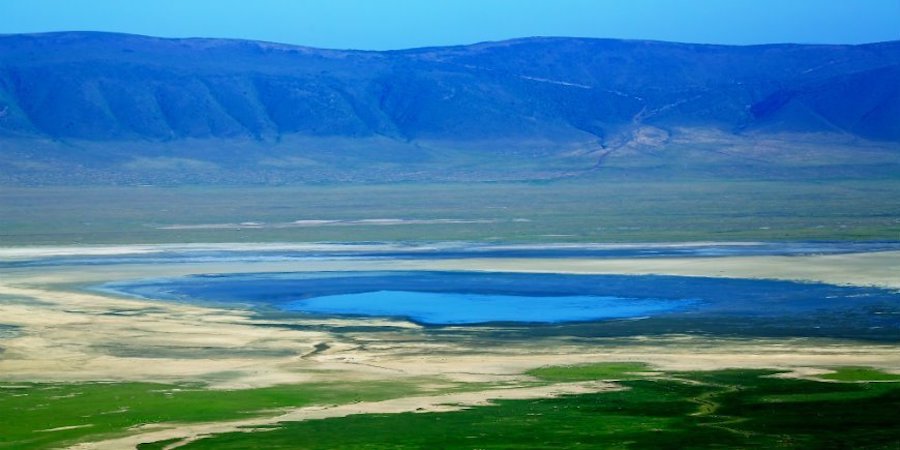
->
[283,290,697,324]
[98,271,900,337]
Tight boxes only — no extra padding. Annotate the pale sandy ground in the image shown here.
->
[0,241,767,260]
[408,250,900,289]
[1,245,898,448]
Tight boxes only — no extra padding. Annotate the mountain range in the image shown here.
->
[1,32,898,184]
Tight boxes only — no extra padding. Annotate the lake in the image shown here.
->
[99,271,900,338]
[282,290,698,324]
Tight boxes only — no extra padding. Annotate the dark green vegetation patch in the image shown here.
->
[165,368,900,450]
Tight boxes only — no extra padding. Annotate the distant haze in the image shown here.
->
[1,0,899,50]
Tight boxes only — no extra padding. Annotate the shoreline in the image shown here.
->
[0,246,897,387]
[409,251,900,289]
[4,247,898,289]
[0,244,900,387]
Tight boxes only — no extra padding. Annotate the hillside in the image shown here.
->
[1,32,898,184]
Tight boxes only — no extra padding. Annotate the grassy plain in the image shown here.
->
[526,362,652,381]
[2,179,899,245]
[143,366,900,450]
[6,364,900,449]
[819,366,900,382]
[0,380,421,450]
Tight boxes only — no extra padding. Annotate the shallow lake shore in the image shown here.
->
[1,243,898,386]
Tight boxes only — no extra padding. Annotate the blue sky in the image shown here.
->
[1,0,898,49]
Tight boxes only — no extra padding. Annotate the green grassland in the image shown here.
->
[819,366,900,382]
[0,380,420,450]
[5,365,900,449]
[160,365,900,450]
[2,179,899,245]
[526,362,652,381]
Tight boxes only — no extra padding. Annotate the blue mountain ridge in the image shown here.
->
[1,32,898,184]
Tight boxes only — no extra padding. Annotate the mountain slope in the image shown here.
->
[0,32,898,184]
